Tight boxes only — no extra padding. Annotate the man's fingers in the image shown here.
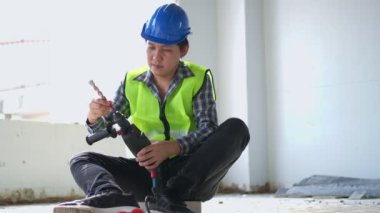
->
[87,99,113,124]
[138,157,156,167]
[137,149,152,162]
[90,100,112,112]
[137,145,153,157]
[141,160,158,170]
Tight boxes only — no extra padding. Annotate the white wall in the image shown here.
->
[182,0,254,190]
[185,0,380,191]
[245,0,268,190]
[179,0,217,74]
[182,0,268,191]
[0,120,127,203]
[215,0,251,190]
[265,0,380,188]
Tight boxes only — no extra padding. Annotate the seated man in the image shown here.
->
[54,3,250,213]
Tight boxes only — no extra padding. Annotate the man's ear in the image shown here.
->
[180,44,189,58]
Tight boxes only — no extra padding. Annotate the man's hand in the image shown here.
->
[87,98,113,124]
[136,140,181,170]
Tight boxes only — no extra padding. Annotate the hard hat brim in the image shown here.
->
[141,23,190,45]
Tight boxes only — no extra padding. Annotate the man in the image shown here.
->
[54,3,250,213]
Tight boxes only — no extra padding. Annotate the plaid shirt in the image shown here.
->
[87,61,218,155]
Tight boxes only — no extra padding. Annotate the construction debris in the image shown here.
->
[275,175,380,199]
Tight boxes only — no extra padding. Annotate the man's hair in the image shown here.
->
[178,38,189,51]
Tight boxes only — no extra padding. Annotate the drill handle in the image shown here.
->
[86,125,117,145]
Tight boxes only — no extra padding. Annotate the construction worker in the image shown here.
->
[54,3,250,213]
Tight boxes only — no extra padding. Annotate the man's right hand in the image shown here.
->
[87,98,113,124]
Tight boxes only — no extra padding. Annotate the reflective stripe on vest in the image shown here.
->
[125,61,213,141]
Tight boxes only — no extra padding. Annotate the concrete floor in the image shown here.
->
[2,194,380,213]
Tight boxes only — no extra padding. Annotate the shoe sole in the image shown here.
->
[53,205,144,213]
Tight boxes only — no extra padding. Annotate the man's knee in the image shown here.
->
[224,117,246,130]
[223,117,250,137]
[219,117,250,150]
[69,151,96,168]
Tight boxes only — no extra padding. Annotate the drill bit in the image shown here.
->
[89,80,107,100]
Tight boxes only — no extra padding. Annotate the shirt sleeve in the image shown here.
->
[85,81,130,133]
[176,73,218,155]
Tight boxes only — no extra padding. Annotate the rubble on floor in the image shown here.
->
[275,175,380,200]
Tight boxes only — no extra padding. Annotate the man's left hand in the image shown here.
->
[136,140,180,170]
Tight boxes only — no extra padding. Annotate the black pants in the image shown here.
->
[70,118,250,202]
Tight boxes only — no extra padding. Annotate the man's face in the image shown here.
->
[146,41,183,78]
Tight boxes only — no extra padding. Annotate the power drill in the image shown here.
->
[86,80,151,155]
[86,111,151,156]
[87,81,161,212]
[86,111,161,212]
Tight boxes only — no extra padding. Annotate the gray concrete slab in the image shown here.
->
[2,194,380,213]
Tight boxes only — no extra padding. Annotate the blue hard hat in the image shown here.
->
[141,3,191,45]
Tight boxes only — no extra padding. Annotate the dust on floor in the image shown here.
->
[205,194,380,213]
[1,193,380,213]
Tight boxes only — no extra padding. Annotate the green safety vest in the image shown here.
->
[124,61,215,141]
